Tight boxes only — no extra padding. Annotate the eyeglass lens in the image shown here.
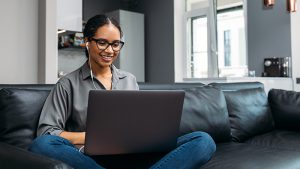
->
[92,38,124,51]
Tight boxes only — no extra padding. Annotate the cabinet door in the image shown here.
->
[57,0,82,32]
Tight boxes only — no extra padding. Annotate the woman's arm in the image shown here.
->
[59,131,86,145]
[38,82,71,136]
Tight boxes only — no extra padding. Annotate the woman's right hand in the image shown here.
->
[59,131,86,145]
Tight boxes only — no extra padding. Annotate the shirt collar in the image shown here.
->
[81,62,91,80]
[81,62,127,80]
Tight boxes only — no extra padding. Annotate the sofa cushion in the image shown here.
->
[0,142,73,169]
[268,89,300,131]
[246,129,300,152]
[179,86,231,143]
[0,88,50,149]
[201,142,300,169]
[224,87,274,142]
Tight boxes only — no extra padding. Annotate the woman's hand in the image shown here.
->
[59,131,86,145]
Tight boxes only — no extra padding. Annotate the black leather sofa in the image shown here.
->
[1,82,300,169]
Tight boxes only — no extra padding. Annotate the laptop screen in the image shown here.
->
[85,90,185,155]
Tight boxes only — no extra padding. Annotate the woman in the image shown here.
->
[29,14,216,169]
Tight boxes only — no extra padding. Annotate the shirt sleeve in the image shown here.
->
[37,81,71,136]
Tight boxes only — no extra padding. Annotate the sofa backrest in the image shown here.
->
[1,83,209,148]
[138,82,205,90]
[0,82,270,148]
[209,82,264,91]
[138,83,232,143]
[268,89,300,131]
[0,84,54,90]
[0,85,54,149]
[180,85,232,142]
[0,88,51,149]
[210,82,274,142]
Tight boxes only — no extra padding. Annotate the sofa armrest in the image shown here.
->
[268,89,300,131]
[0,142,72,169]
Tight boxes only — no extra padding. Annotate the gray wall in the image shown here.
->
[83,0,120,20]
[83,0,134,21]
[247,0,291,77]
[0,0,39,83]
[133,0,174,83]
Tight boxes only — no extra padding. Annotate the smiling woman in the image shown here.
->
[28,14,216,169]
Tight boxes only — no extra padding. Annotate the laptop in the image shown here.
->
[84,90,185,156]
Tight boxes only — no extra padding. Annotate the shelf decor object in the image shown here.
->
[287,0,297,12]
[263,0,297,12]
[264,0,275,7]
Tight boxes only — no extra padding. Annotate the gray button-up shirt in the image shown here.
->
[37,62,139,136]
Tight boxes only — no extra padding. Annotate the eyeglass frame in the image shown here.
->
[89,38,125,52]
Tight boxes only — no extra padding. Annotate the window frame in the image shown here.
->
[181,0,246,81]
[183,7,210,78]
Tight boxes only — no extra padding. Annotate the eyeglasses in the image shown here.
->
[90,38,124,52]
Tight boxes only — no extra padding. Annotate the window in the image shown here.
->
[217,6,247,77]
[189,15,208,78]
[224,30,231,67]
[184,0,213,78]
[183,0,247,79]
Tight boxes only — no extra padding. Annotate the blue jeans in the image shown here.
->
[28,131,216,169]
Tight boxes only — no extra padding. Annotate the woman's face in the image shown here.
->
[87,23,122,68]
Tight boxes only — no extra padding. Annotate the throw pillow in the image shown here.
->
[224,87,274,142]
[268,89,300,130]
[0,88,50,149]
[180,86,231,143]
